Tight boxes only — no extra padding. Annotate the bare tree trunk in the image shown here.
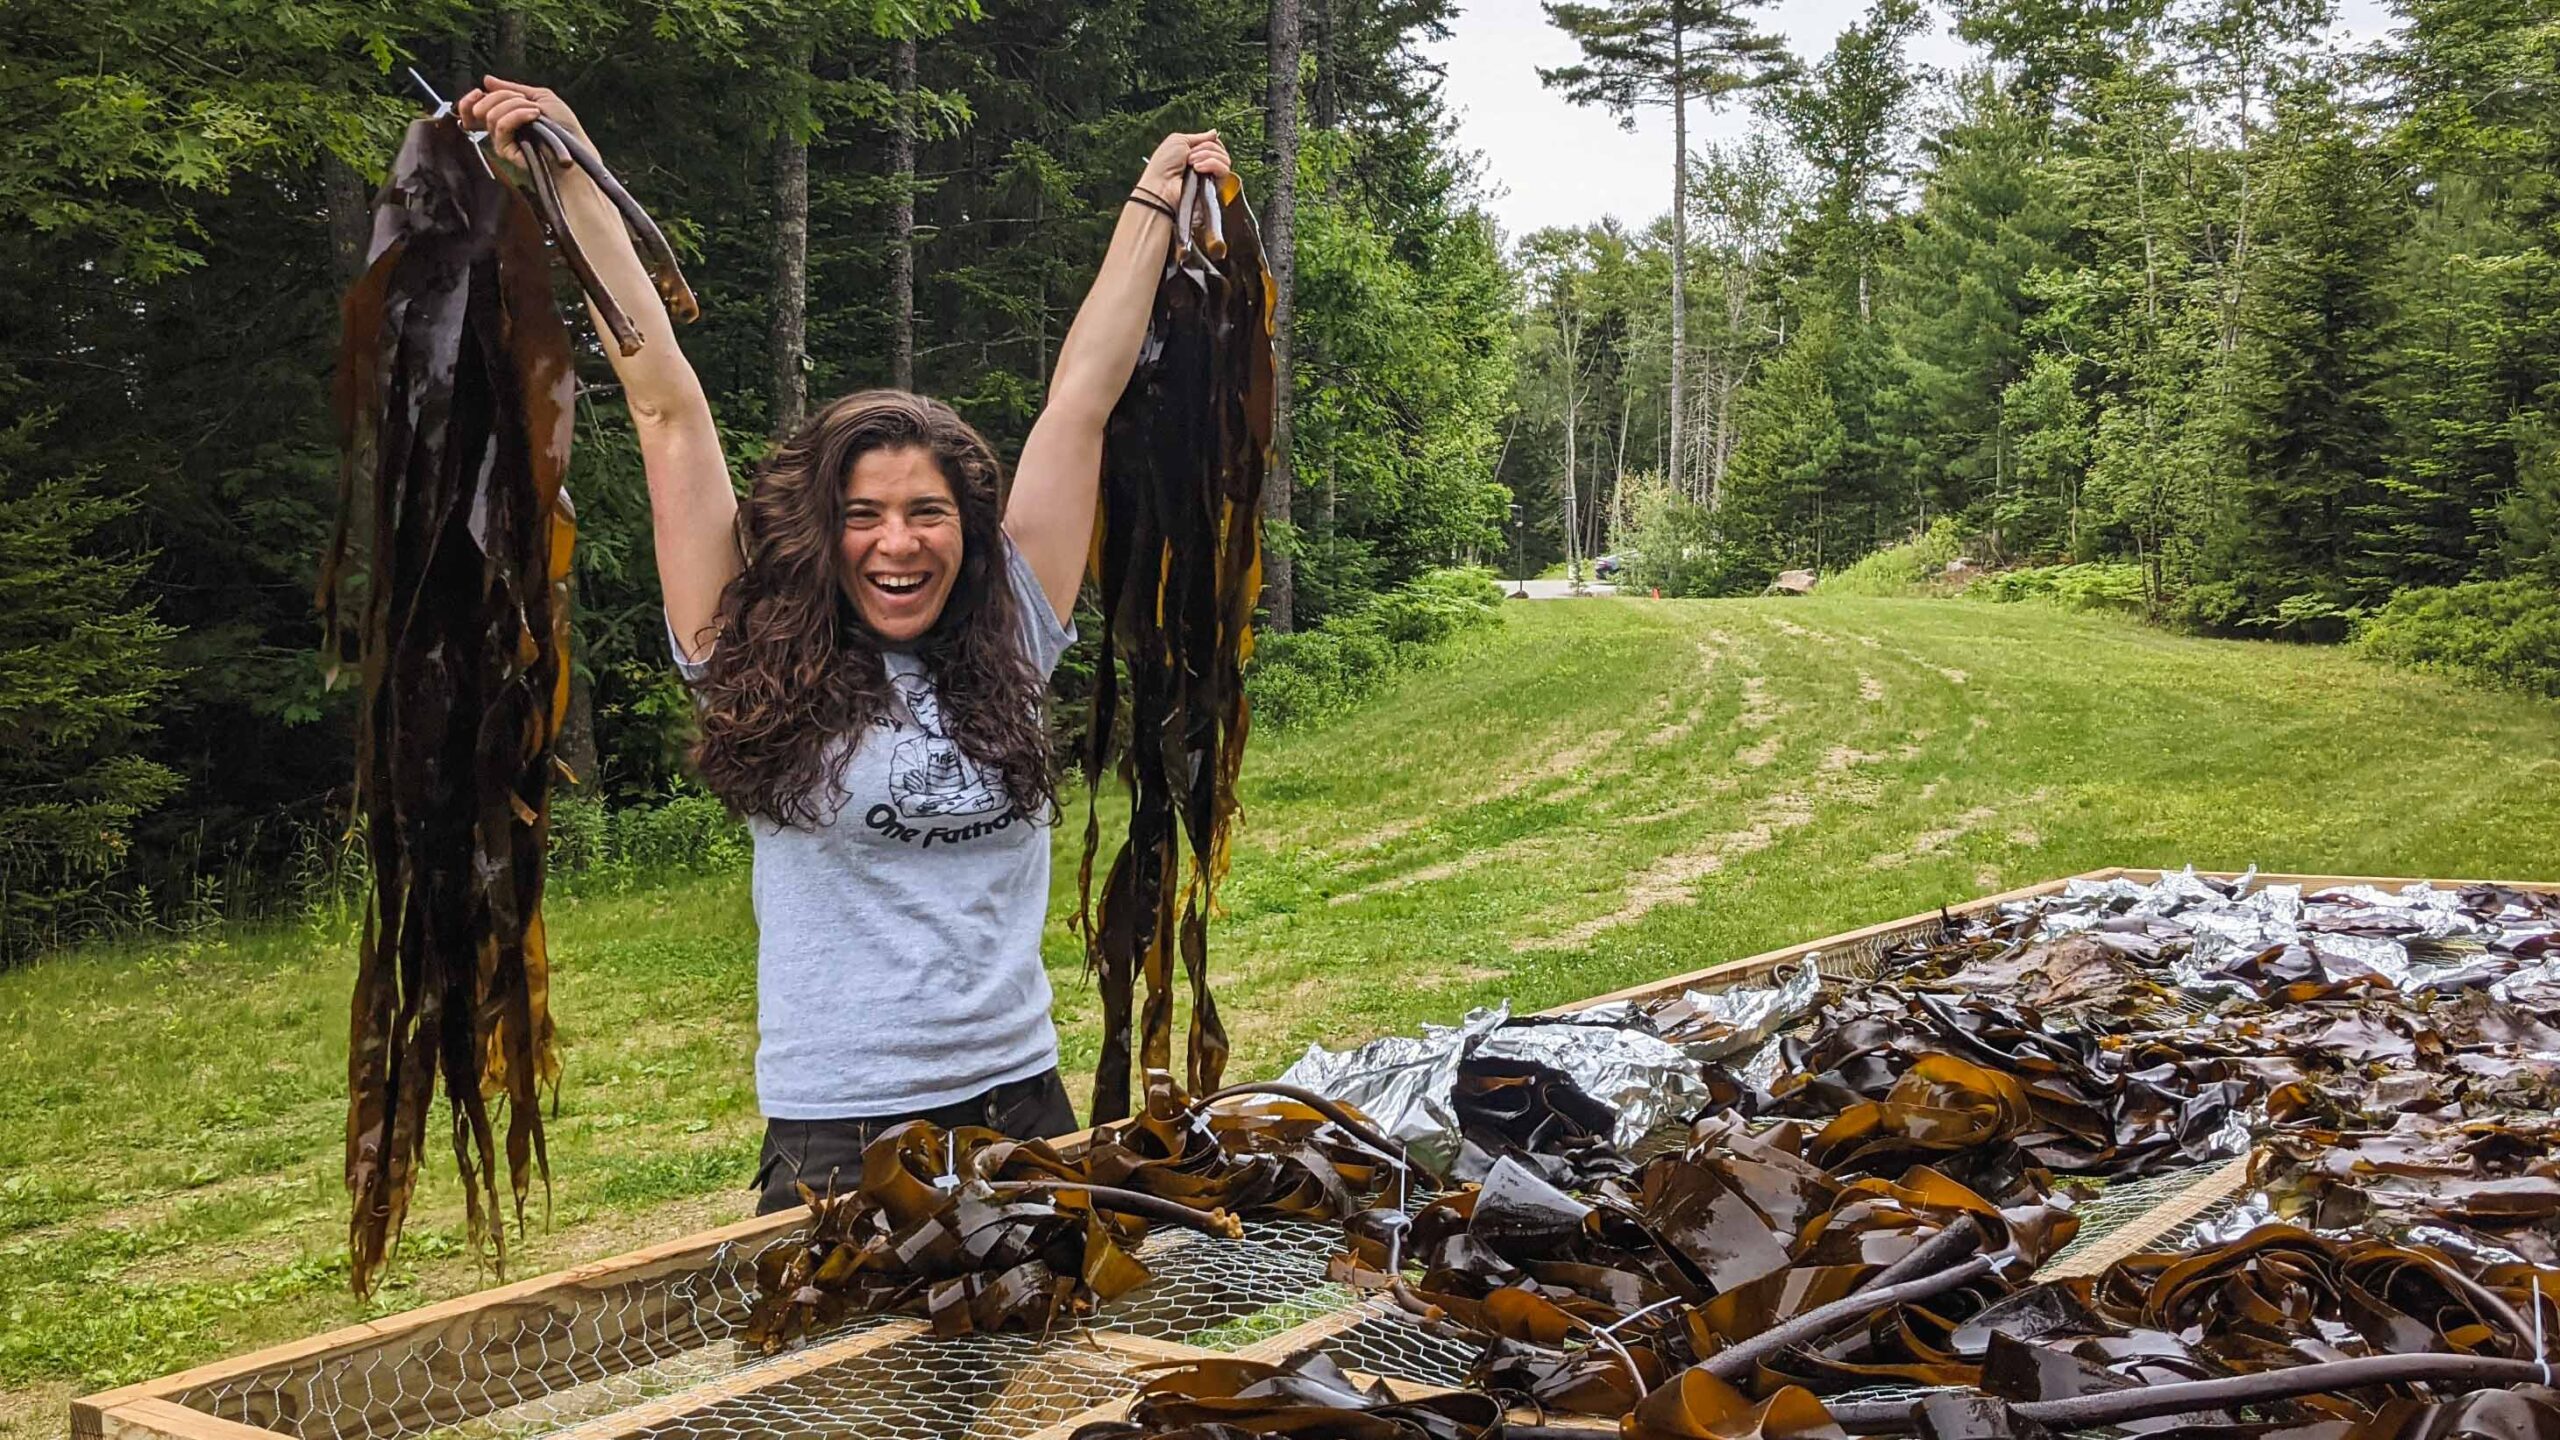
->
[1563,392,1585,588]
[1695,342,1719,508]
[1262,0,1302,631]
[891,36,918,392]
[1668,22,1689,502]
[1609,388,1633,553]
[769,44,812,435]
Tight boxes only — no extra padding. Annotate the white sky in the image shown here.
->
[1421,0,2403,241]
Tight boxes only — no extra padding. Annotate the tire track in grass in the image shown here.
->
[1646,632,1734,746]
[1327,834,1571,907]
[1510,607,1919,952]
[1327,620,1753,901]
[1514,788,1821,952]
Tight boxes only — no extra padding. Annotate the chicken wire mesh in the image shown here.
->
[164,891,2246,1440]
[165,1147,2244,1440]
[615,1333,1138,1440]
[2044,1162,2241,1274]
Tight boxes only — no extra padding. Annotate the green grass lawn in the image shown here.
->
[6,595,2558,1436]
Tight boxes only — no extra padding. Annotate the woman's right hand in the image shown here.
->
[457,77,590,171]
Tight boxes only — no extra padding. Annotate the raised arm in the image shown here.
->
[1004,131,1233,622]
[460,78,740,662]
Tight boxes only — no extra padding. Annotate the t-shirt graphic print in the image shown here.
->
[886,671,1005,819]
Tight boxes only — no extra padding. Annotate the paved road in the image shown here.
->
[1500,578,1620,599]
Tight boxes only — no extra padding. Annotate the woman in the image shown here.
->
[456,78,1231,1214]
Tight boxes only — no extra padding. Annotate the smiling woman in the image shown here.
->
[687,392,1054,833]
[452,77,1234,1215]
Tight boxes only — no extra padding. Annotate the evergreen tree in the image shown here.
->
[2203,78,2404,628]
[1541,0,1793,501]
[1724,308,1847,575]
[0,425,180,959]
[1878,74,2071,523]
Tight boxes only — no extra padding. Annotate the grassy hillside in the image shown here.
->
[6,596,2557,1434]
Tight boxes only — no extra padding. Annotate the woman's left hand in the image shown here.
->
[1138,131,1231,205]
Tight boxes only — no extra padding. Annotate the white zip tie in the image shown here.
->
[2537,1274,2552,1386]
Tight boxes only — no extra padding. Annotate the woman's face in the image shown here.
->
[839,444,964,644]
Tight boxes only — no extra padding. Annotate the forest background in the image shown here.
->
[6,0,2556,961]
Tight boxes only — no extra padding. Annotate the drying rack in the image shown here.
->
[72,868,2555,1440]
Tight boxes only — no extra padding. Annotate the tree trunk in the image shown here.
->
[322,155,372,287]
[1261,0,1302,632]
[891,36,918,392]
[494,9,528,73]
[1610,388,1633,553]
[1668,24,1689,503]
[1310,0,1340,130]
[554,595,600,795]
[768,46,812,436]
[1563,388,1585,588]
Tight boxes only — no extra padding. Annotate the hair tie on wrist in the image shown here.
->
[1126,189,1177,220]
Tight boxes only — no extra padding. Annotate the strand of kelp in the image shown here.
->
[322,114,692,1293]
[1078,169,1273,1125]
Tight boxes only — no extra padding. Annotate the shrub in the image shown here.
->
[1823,518,1970,597]
[1245,567,1504,730]
[2352,579,2560,700]
[1971,562,2150,615]
[1615,472,1780,597]
[549,786,751,895]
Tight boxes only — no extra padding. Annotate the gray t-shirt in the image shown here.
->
[671,540,1075,1118]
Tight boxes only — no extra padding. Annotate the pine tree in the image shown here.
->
[1724,308,1847,574]
[1542,0,1793,502]
[2207,78,2404,626]
[1878,73,2071,523]
[0,426,180,960]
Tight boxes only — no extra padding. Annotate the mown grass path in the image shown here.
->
[5,596,2557,1435]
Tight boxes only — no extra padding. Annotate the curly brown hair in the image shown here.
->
[689,390,1058,828]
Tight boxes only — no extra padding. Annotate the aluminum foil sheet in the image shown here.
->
[1277,1005,1510,1173]
[1474,1022,1710,1154]
[1278,1002,1710,1168]
[2405,1224,2530,1267]
[2190,1195,2289,1247]
[2028,868,2553,999]
[1623,961,1825,1063]
[2495,958,2560,1004]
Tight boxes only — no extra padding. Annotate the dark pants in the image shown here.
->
[752,1067,1079,1215]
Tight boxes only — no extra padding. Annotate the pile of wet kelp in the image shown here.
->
[746,1077,1418,1348]
[750,873,2559,1437]
[1071,873,2560,1438]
